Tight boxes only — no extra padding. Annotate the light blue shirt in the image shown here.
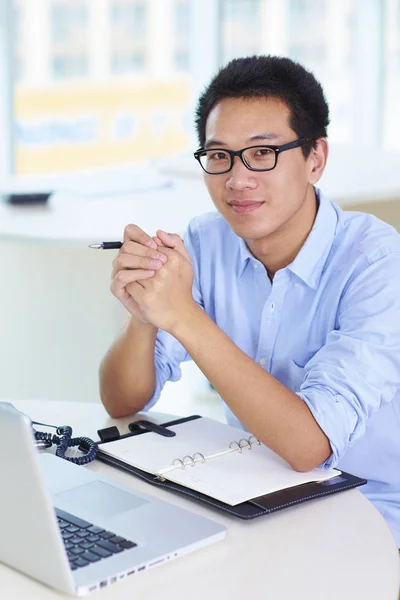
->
[147,187,400,545]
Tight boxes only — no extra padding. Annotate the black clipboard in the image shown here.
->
[95,415,367,520]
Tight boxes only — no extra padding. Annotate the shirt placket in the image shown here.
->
[256,270,289,371]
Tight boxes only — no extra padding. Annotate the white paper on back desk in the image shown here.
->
[99,417,340,505]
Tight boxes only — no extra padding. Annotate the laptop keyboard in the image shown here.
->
[56,508,137,571]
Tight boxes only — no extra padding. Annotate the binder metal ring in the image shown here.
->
[173,458,185,470]
[248,435,261,446]
[229,440,242,453]
[239,438,251,450]
[193,452,205,464]
[182,455,195,467]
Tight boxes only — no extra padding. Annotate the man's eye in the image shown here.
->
[209,151,228,160]
[256,148,273,156]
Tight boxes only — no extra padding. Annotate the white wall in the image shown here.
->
[0,237,226,421]
[0,241,117,402]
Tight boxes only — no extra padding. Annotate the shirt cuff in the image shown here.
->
[296,388,359,469]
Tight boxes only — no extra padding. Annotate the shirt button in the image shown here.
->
[259,357,266,366]
[253,262,259,269]
[270,303,275,311]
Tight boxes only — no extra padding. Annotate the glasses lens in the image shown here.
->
[242,147,276,170]
[199,150,231,174]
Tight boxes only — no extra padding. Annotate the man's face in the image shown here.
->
[203,96,321,243]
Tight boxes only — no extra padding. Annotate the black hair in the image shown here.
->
[195,55,330,157]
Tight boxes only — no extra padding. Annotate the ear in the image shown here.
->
[308,138,328,185]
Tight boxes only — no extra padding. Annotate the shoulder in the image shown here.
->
[185,211,239,251]
[333,203,400,266]
[187,211,232,236]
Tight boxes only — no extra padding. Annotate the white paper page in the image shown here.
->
[166,445,340,506]
[99,417,250,474]
[99,417,340,504]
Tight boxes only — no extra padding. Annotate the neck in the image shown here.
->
[247,187,318,280]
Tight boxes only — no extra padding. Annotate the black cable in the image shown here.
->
[33,423,98,465]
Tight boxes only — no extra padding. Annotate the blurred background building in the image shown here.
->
[6,0,400,175]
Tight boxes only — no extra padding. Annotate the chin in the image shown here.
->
[229,221,276,241]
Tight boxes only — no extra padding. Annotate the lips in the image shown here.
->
[229,201,264,214]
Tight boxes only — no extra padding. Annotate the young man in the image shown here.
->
[100,56,400,545]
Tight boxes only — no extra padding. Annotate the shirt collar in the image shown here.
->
[288,187,339,289]
[237,187,339,287]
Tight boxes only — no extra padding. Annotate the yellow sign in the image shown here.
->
[14,79,192,174]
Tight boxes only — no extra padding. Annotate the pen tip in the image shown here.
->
[88,243,100,249]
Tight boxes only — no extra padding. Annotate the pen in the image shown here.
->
[89,241,123,250]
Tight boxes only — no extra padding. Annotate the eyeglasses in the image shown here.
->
[193,137,312,175]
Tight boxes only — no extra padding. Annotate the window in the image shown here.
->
[50,0,89,79]
[219,0,359,143]
[382,0,400,149]
[173,0,190,71]
[11,0,191,175]
[288,0,355,142]
[6,0,400,180]
[110,0,147,74]
[220,0,262,64]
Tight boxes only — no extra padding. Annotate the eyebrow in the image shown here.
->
[204,133,279,148]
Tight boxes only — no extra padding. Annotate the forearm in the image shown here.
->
[171,304,331,471]
[99,318,158,418]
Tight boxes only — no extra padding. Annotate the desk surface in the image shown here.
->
[0,177,213,244]
[2,399,399,600]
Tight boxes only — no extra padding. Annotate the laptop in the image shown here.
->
[0,403,226,596]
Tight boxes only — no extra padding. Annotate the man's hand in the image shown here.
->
[126,230,195,332]
[110,224,168,323]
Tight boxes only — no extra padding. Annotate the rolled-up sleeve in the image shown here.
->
[143,219,204,410]
[297,253,400,469]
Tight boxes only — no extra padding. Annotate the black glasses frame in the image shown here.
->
[193,137,312,174]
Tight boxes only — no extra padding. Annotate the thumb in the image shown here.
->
[156,230,189,260]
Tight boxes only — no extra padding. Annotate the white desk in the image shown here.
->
[1,399,399,600]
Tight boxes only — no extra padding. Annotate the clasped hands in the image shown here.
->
[111,224,195,333]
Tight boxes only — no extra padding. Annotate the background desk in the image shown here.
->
[1,399,399,600]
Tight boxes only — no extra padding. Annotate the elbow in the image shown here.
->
[287,445,332,473]
[100,390,146,420]
[102,402,133,420]
[288,457,322,473]
[99,383,155,420]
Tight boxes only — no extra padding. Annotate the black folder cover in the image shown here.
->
[95,415,367,520]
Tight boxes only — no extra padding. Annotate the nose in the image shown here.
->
[225,156,257,191]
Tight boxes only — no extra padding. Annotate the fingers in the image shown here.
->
[113,224,170,312]
[123,223,158,249]
[152,236,164,246]
[110,268,155,300]
[112,241,167,279]
[156,230,182,248]
[156,230,190,262]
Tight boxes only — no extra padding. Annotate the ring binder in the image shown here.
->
[96,416,367,517]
